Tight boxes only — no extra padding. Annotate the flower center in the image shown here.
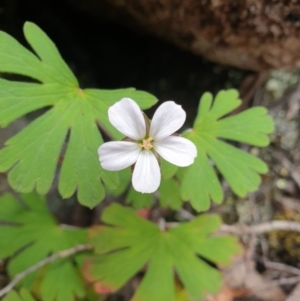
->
[139,137,154,150]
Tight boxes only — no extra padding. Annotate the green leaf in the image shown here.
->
[161,159,178,180]
[3,289,36,301]
[125,187,153,209]
[159,178,182,210]
[88,204,241,301]
[181,90,274,211]
[0,193,89,301]
[0,22,157,208]
[106,168,131,197]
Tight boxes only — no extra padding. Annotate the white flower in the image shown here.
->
[98,98,197,193]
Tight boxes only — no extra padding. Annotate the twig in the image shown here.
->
[169,218,300,235]
[177,208,195,220]
[275,196,300,213]
[273,151,300,188]
[266,261,300,276]
[219,220,300,235]
[259,235,269,261]
[158,218,166,231]
[0,244,92,298]
[235,72,266,114]
[256,256,300,276]
[96,121,114,140]
[272,276,300,286]
[177,204,300,236]
[252,276,300,295]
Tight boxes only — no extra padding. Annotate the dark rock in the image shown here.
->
[68,0,300,71]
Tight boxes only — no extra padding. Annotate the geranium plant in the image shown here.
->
[0,22,274,301]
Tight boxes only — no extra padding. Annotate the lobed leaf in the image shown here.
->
[159,178,182,210]
[88,204,241,301]
[0,193,89,301]
[106,168,131,196]
[161,159,178,180]
[0,22,157,207]
[3,289,36,301]
[181,89,274,211]
[126,187,153,209]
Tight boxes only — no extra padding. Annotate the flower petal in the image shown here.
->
[108,98,146,140]
[153,136,197,167]
[132,150,161,193]
[98,141,141,171]
[149,101,186,140]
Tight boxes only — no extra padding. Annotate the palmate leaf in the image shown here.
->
[159,178,182,210]
[161,159,178,180]
[88,204,241,301]
[125,181,181,210]
[0,193,89,301]
[181,90,274,211]
[125,187,153,209]
[159,160,182,210]
[0,22,157,208]
[3,289,36,301]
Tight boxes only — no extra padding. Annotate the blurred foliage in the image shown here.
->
[0,193,89,301]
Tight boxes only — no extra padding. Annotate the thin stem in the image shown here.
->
[0,244,92,298]
[219,220,300,235]
[96,121,114,140]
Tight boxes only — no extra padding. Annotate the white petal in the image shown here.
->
[153,136,197,167]
[149,101,186,140]
[108,98,146,140]
[98,141,141,171]
[132,150,161,193]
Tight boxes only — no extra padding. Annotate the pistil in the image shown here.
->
[140,137,154,150]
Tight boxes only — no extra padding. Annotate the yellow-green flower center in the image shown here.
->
[139,137,154,150]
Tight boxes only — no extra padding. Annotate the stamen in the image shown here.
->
[139,137,154,150]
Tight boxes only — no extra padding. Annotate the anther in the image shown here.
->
[139,137,154,150]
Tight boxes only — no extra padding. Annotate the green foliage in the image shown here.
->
[106,169,131,197]
[0,22,157,208]
[161,159,178,180]
[159,178,182,210]
[125,187,153,209]
[181,90,274,211]
[0,22,275,301]
[159,160,183,209]
[3,289,36,301]
[0,193,89,301]
[88,204,241,301]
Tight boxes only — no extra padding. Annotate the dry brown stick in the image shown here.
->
[235,72,266,114]
[275,196,300,213]
[0,244,92,298]
[96,120,114,140]
[219,220,300,235]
